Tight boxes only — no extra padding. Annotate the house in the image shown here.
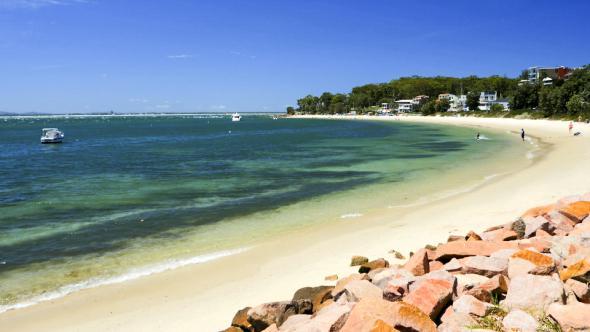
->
[438,93,466,112]
[394,99,416,113]
[478,91,510,111]
[526,66,573,84]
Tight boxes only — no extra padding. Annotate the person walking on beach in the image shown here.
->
[476,132,480,140]
[521,128,525,142]
[569,121,574,134]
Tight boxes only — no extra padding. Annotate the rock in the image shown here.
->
[279,301,353,332]
[324,274,338,281]
[455,274,490,293]
[292,286,333,313]
[535,229,552,237]
[461,255,508,277]
[502,274,564,312]
[339,298,437,332]
[335,280,382,303]
[547,210,577,234]
[511,218,526,239]
[507,257,537,279]
[502,309,538,332]
[351,256,369,266]
[371,268,415,290]
[332,274,365,297]
[434,240,518,262]
[522,204,556,218]
[566,278,590,303]
[429,261,443,272]
[222,327,243,332]
[522,216,550,238]
[559,258,590,282]
[437,311,477,332]
[403,278,454,320]
[382,274,416,302]
[480,228,518,242]
[247,300,312,331]
[261,324,278,332]
[402,248,429,276]
[370,319,398,332]
[559,201,590,223]
[510,249,555,274]
[279,314,311,331]
[447,235,464,242]
[452,295,491,317]
[231,307,253,331]
[547,301,590,331]
[466,231,482,241]
[443,258,463,272]
[490,248,518,260]
[359,258,389,273]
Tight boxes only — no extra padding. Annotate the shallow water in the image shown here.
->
[0,114,528,310]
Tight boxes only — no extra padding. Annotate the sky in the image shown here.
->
[0,0,588,114]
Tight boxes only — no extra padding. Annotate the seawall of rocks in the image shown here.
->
[222,193,590,332]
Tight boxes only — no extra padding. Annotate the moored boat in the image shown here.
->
[40,128,64,144]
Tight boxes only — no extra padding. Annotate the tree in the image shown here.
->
[421,101,436,115]
[566,94,589,115]
[466,92,480,111]
[286,106,296,115]
[435,99,450,112]
[490,103,504,112]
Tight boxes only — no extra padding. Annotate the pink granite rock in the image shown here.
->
[434,241,518,261]
[403,278,453,319]
[402,248,429,276]
[502,274,564,312]
[452,295,491,317]
[502,309,538,332]
[547,301,590,331]
[461,255,508,277]
[335,280,382,303]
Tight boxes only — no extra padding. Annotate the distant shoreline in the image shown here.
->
[0,112,283,119]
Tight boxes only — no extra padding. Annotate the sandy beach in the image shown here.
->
[2,115,590,332]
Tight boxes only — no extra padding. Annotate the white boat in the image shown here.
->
[231,113,241,122]
[40,128,64,144]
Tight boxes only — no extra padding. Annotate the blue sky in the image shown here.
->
[0,0,588,114]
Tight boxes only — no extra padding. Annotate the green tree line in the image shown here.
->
[287,65,590,119]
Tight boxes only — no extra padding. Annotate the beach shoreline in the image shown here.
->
[1,115,589,332]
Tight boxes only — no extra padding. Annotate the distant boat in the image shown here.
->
[272,115,278,120]
[40,128,64,144]
[231,113,241,122]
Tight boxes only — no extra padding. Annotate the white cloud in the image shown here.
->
[167,54,193,59]
[0,0,92,9]
[211,104,227,110]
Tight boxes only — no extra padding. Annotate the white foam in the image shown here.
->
[0,247,250,314]
[340,213,363,219]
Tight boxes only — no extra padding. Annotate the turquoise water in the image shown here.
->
[0,115,525,310]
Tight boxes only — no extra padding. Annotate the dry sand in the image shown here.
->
[1,115,589,332]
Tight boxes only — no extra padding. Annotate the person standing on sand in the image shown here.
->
[476,132,480,140]
[569,121,574,134]
[521,128,525,142]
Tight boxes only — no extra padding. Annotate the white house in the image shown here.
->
[394,99,416,113]
[478,91,510,111]
[438,93,467,112]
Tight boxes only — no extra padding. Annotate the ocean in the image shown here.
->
[0,114,530,311]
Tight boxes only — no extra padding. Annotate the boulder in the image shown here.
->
[332,274,365,297]
[480,228,518,242]
[452,295,491,317]
[502,274,564,312]
[324,274,338,281]
[447,235,465,242]
[429,261,444,272]
[359,258,389,273]
[461,255,508,277]
[547,301,590,331]
[434,241,518,262]
[403,278,454,320]
[501,309,538,332]
[335,280,382,303]
[522,216,550,238]
[455,274,490,293]
[466,231,482,241]
[522,203,556,218]
[279,315,311,331]
[292,286,333,313]
[546,210,577,234]
[370,319,398,332]
[339,298,437,332]
[382,275,416,302]
[507,258,537,279]
[570,219,590,236]
[559,258,590,282]
[402,248,429,276]
[510,249,555,274]
[490,248,518,260]
[351,256,369,266]
[261,324,278,332]
[247,300,312,331]
[222,327,243,332]
[437,311,476,332]
[559,201,590,223]
[565,278,590,303]
[231,307,253,332]
[279,301,353,332]
[443,258,463,272]
[371,268,415,290]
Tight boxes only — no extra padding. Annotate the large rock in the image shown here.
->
[335,280,382,303]
[434,241,518,261]
[402,248,429,276]
[502,309,538,332]
[559,258,590,282]
[231,307,253,331]
[382,275,416,302]
[371,268,415,290]
[510,249,555,274]
[292,285,333,313]
[480,228,518,242]
[547,301,590,331]
[403,278,454,320]
[359,258,390,273]
[502,274,564,312]
[452,295,491,317]
[566,278,590,303]
[570,219,590,236]
[507,257,537,279]
[461,255,508,277]
[522,203,555,218]
[339,298,437,332]
[522,216,550,238]
[279,315,311,331]
[370,319,398,332]
[559,201,590,223]
[332,274,366,297]
[279,301,353,332]
[437,311,476,332]
[247,300,312,331]
[351,256,369,266]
